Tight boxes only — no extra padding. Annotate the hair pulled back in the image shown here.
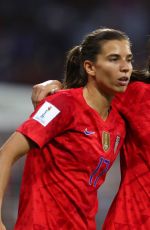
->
[63,28,131,89]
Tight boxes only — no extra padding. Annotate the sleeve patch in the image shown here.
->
[33,101,60,126]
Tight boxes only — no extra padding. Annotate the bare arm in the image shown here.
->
[0,132,32,229]
[31,80,62,108]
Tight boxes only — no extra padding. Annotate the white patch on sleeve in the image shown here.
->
[33,101,60,126]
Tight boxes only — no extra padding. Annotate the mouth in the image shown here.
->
[117,76,129,86]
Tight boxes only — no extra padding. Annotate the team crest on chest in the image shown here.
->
[102,131,110,152]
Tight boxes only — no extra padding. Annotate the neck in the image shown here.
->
[83,83,113,120]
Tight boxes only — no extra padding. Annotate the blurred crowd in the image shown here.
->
[0,0,149,84]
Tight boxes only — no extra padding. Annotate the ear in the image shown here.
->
[83,60,96,77]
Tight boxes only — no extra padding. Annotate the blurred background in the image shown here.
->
[0,0,149,229]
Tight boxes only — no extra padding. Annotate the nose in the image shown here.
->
[120,60,132,73]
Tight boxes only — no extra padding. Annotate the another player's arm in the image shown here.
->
[0,132,33,230]
[31,80,62,108]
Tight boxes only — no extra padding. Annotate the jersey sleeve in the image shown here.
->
[112,92,126,112]
[112,82,137,113]
[17,92,75,148]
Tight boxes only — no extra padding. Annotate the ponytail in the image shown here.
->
[63,46,87,89]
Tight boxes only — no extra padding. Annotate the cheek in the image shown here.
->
[97,72,115,86]
[95,64,118,83]
[97,65,113,76]
[102,64,118,77]
[102,69,116,81]
[130,65,133,73]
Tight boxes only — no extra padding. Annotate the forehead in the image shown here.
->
[100,39,131,55]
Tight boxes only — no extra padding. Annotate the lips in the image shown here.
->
[118,76,129,86]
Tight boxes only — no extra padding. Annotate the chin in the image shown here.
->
[113,86,128,94]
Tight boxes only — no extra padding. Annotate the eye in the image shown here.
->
[126,55,134,63]
[109,57,118,62]
[127,58,134,63]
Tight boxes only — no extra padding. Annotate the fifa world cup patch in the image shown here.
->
[33,101,60,126]
[102,131,110,152]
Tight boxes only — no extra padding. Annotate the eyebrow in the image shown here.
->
[108,54,133,58]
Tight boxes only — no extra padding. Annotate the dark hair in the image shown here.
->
[130,58,150,83]
[63,28,131,89]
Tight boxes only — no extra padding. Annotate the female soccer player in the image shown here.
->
[0,28,133,230]
[32,60,150,230]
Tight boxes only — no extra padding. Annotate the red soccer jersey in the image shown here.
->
[103,82,150,230]
[15,87,125,230]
